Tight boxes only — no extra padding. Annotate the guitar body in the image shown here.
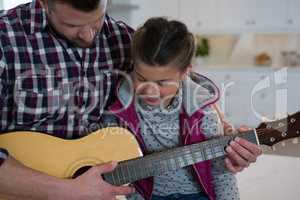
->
[0,127,142,178]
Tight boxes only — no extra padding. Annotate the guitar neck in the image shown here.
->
[103,129,258,186]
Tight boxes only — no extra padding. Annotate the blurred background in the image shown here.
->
[1,0,300,199]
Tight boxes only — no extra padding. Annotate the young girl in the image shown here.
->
[109,17,239,200]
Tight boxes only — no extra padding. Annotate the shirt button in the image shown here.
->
[88,123,99,132]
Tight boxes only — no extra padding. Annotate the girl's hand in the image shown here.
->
[224,125,262,173]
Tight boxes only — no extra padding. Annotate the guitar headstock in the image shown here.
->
[256,111,300,146]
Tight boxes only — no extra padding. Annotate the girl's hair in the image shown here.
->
[132,17,195,71]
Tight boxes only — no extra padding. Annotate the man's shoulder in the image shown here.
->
[0,3,31,34]
[103,15,134,38]
[182,72,220,116]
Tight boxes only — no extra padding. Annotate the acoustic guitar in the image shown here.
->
[0,112,299,196]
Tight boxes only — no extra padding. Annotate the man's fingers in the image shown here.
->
[111,185,135,196]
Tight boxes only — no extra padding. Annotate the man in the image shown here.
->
[0,0,261,199]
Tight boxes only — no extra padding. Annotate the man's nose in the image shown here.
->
[78,27,95,43]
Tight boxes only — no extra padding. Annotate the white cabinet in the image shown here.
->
[246,0,287,31]
[127,0,300,33]
[178,0,217,33]
[130,0,180,29]
[287,0,300,30]
[107,0,139,26]
[217,0,248,32]
[218,0,288,33]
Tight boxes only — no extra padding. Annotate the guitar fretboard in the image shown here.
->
[103,129,258,186]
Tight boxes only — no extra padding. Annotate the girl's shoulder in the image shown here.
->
[182,72,220,116]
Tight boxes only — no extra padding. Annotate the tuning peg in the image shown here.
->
[292,138,299,144]
[261,116,267,122]
[290,118,296,123]
[267,124,272,129]
[261,116,271,122]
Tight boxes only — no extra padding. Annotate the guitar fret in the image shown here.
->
[191,144,204,162]
[203,143,213,160]
[110,171,116,185]
[209,142,214,159]
[213,142,225,157]
[155,160,162,175]
[193,150,203,162]
[136,161,144,181]
[216,141,226,157]
[114,168,121,185]
[190,146,197,163]
[161,160,168,174]
[131,161,138,182]
[120,165,126,184]
[165,158,172,171]
[177,157,185,168]
[165,157,171,171]
[182,148,192,166]
[124,162,130,184]
[199,145,206,160]
[175,156,181,168]
[143,159,150,178]
[169,157,177,170]
[210,141,216,155]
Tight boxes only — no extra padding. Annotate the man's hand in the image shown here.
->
[224,126,262,173]
[68,161,135,200]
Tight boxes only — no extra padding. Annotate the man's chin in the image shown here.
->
[69,39,94,48]
[74,42,94,48]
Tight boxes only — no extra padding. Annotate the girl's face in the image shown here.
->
[132,62,189,107]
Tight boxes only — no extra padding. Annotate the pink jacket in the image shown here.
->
[109,72,220,200]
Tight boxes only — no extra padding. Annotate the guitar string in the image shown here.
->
[112,130,280,185]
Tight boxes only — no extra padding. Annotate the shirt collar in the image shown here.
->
[29,0,48,34]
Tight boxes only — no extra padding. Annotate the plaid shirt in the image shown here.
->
[0,1,133,138]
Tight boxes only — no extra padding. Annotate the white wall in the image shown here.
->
[237,155,300,200]
[0,0,30,10]
[198,67,300,200]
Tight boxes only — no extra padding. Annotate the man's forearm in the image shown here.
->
[0,156,71,200]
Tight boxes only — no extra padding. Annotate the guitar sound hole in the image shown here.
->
[72,166,92,179]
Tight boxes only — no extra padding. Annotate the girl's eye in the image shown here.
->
[158,81,177,87]
[157,81,167,87]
